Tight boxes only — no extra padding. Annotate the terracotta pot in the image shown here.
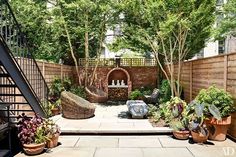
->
[51,107,60,116]
[173,130,190,140]
[191,131,209,143]
[205,116,231,141]
[46,133,60,148]
[46,134,60,148]
[23,143,45,155]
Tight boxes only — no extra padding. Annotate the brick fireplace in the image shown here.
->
[105,67,132,100]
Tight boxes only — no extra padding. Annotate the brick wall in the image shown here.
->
[75,66,159,90]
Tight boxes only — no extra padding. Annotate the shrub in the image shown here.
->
[129,89,144,100]
[159,79,172,103]
[49,77,72,101]
[196,86,235,117]
[70,86,86,99]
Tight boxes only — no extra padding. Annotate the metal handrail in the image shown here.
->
[0,0,49,113]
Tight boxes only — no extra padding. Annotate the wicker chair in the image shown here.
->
[61,91,96,119]
[85,86,108,103]
[144,88,160,105]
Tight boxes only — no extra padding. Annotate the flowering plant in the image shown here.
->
[17,113,47,144]
[43,119,60,139]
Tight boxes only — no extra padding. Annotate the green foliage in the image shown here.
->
[148,105,161,123]
[159,97,187,125]
[187,101,208,135]
[42,119,60,139]
[10,0,116,63]
[112,0,216,59]
[70,86,86,99]
[129,89,144,100]
[49,77,72,100]
[35,126,48,144]
[140,86,153,95]
[169,119,188,131]
[159,80,172,103]
[214,0,236,39]
[196,86,235,117]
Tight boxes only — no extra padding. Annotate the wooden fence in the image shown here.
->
[78,58,156,67]
[172,52,236,138]
[36,61,74,86]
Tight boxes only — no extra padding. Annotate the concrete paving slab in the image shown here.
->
[94,148,143,157]
[57,136,80,147]
[119,137,162,148]
[51,104,172,134]
[187,147,236,157]
[142,148,194,157]
[76,137,118,148]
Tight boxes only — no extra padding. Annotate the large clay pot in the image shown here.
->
[173,130,190,140]
[23,143,45,155]
[46,133,60,148]
[191,130,209,143]
[205,116,231,141]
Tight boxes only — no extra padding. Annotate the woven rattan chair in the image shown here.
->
[144,88,160,105]
[85,86,108,103]
[61,91,96,119]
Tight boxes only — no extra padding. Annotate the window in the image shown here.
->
[218,39,225,54]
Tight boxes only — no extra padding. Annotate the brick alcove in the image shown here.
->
[105,67,132,100]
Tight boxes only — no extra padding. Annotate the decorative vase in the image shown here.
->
[173,130,190,140]
[191,130,209,143]
[23,143,45,155]
[46,133,60,148]
[205,116,231,141]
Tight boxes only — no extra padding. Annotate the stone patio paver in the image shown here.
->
[119,137,162,148]
[15,135,236,157]
[51,103,171,134]
[76,137,118,148]
[188,147,236,157]
[57,136,80,147]
[94,148,143,157]
[142,148,194,157]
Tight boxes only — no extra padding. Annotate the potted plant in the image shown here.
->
[17,114,47,155]
[43,119,60,148]
[50,99,61,116]
[168,97,189,140]
[170,119,189,140]
[196,86,235,141]
[187,102,209,143]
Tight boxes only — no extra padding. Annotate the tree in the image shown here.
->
[214,0,236,39]
[113,0,216,97]
[11,0,116,87]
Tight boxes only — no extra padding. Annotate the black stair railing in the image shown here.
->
[0,1,49,115]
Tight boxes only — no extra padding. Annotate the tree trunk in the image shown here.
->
[84,13,89,87]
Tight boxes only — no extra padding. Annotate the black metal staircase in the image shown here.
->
[0,0,49,120]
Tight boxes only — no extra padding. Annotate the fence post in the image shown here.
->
[42,62,45,78]
[60,64,63,80]
[190,62,193,101]
[224,55,228,91]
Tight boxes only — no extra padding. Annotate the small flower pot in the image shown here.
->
[23,143,45,155]
[191,131,209,143]
[205,116,231,141]
[51,107,60,116]
[173,130,190,140]
[47,133,60,148]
